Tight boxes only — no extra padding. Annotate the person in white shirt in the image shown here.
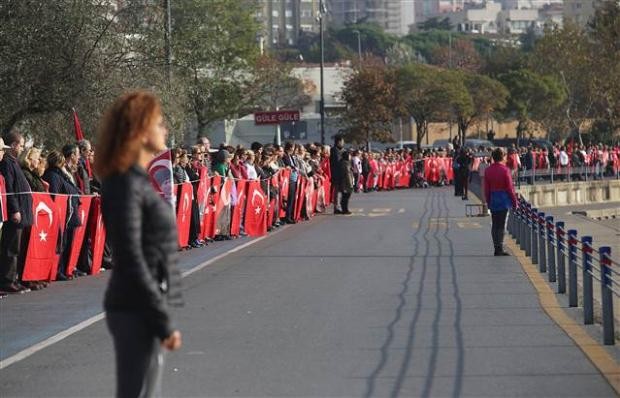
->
[245,150,258,180]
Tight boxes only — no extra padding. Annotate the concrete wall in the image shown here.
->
[517,180,620,207]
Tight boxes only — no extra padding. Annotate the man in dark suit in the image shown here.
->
[0,132,33,293]
[330,134,345,214]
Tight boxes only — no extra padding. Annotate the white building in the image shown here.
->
[450,1,502,34]
[563,0,599,27]
[328,0,414,36]
[498,8,539,34]
[210,65,353,146]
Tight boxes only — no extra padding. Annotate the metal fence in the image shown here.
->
[516,166,620,186]
[507,197,619,345]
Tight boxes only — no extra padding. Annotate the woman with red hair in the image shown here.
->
[96,91,183,398]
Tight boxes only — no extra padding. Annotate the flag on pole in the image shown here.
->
[72,108,93,177]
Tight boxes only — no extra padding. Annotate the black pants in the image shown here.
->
[0,222,23,285]
[340,191,351,213]
[106,312,164,398]
[286,180,297,221]
[491,210,508,251]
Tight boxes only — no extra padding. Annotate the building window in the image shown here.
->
[285,10,293,17]
[272,10,279,17]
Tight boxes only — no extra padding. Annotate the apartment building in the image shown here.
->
[256,0,321,48]
[328,0,415,36]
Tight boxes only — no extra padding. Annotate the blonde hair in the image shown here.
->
[20,147,41,170]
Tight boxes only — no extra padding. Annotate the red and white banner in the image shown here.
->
[231,179,247,237]
[89,197,106,275]
[22,193,60,281]
[254,110,300,125]
[0,174,7,222]
[66,196,93,277]
[148,149,175,206]
[244,180,267,237]
[215,178,233,236]
[176,182,193,248]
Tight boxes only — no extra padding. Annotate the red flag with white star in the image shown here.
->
[22,193,60,281]
[0,174,7,221]
[231,179,247,237]
[66,196,92,277]
[244,180,267,237]
[176,182,193,248]
[89,197,106,275]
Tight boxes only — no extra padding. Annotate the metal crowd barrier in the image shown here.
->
[517,165,620,185]
[507,197,618,345]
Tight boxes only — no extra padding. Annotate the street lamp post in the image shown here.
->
[319,1,326,145]
[353,29,362,66]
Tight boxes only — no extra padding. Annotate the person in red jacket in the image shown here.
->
[484,148,518,256]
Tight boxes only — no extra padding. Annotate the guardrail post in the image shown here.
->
[568,229,578,307]
[531,208,539,263]
[546,216,556,282]
[556,222,566,293]
[582,236,594,325]
[600,247,614,345]
[508,208,514,238]
[538,212,547,273]
[519,205,526,250]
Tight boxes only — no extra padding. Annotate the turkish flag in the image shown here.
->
[305,177,315,218]
[22,193,60,281]
[49,195,69,280]
[176,182,193,248]
[66,196,92,277]
[72,109,92,178]
[214,178,233,236]
[202,175,221,239]
[231,179,247,237]
[294,176,307,222]
[148,149,174,206]
[244,180,267,237]
[0,174,7,221]
[279,169,290,218]
[89,197,106,275]
[196,168,210,240]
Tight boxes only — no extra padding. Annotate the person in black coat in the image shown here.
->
[97,91,183,398]
[0,132,33,293]
[42,150,82,280]
[330,134,345,213]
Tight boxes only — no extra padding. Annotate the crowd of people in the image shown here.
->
[1,128,619,298]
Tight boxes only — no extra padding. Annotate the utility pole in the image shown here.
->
[353,29,362,66]
[164,0,174,146]
[319,0,326,145]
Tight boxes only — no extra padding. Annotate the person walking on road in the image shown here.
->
[96,91,183,398]
[484,147,518,256]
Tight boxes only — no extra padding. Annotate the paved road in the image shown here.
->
[0,187,616,397]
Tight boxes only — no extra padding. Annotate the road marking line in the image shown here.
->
[398,208,405,213]
[368,213,388,217]
[351,208,364,213]
[372,208,391,212]
[457,221,481,229]
[506,239,620,394]
[0,226,288,371]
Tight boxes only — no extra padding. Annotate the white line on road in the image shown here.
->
[0,226,288,371]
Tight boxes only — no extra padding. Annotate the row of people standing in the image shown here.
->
[0,132,107,295]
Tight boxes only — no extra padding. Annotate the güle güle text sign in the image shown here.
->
[254,110,300,125]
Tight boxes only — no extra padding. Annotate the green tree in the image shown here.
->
[340,59,398,146]
[169,0,260,138]
[0,0,158,145]
[499,69,566,143]
[335,23,398,58]
[248,56,311,111]
[454,72,508,143]
[417,17,453,31]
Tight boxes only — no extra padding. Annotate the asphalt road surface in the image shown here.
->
[0,187,616,397]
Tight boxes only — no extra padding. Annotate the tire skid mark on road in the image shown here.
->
[364,190,435,398]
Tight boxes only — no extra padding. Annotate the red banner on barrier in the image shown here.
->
[22,193,59,281]
[50,195,69,280]
[0,174,6,222]
[245,180,267,237]
[231,179,246,237]
[215,178,233,236]
[254,110,300,125]
[176,182,193,248]
[66,196,92,277]
[90,198,106,275]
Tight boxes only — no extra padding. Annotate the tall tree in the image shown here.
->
[169,0,260,138]
[248,56,312,111]
[340,59,398,146]
[431,39,482,72]
[499,69,566,143]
